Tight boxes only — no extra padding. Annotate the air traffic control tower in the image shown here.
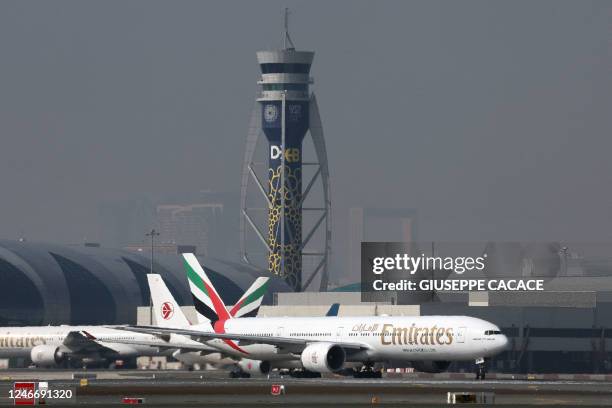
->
[240,11,331,292]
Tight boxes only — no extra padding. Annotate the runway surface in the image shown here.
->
[1,370,611,406]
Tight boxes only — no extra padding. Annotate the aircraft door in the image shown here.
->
[335,326,344,342]
[457,326,466,343]
[276,327,284,337]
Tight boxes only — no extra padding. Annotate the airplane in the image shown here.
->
[121,253,509,379]
[142,273,340,377]
[0,323,208,368]
[143,273,270,373]
[0,271,269,369]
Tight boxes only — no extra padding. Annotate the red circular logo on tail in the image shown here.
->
[161,302,174,320]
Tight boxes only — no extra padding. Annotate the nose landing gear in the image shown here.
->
[475,357,487,380]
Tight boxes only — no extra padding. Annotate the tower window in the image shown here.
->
[262,83,308,91]
[260,63,310,74]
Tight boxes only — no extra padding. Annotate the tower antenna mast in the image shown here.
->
[283,8,295,50]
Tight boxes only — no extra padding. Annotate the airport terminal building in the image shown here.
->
[0,239,291,327]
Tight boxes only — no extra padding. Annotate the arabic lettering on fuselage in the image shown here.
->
[350,323,454,346]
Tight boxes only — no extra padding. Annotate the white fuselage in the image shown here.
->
[200,315,508,363]
[0,326,169,359]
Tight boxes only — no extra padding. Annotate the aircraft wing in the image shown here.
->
[115,325,370,352]
[74,330,220,352]
[89,336,218,352]
[62,331,124,354]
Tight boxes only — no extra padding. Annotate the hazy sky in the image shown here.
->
[0,1,610,281]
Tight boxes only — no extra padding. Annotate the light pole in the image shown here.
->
[145,229,160,324]
[146,229,160,274]
[561,246,569,276]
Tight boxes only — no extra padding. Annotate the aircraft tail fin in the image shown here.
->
[325,303,340,317]
[147,274,191,328]
[229,277,269,318]
[182,253,231,324]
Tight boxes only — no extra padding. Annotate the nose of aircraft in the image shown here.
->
[499,334,509,351]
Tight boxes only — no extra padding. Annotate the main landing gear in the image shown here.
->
[353,363,383,379]
[475,357,487,380]
[229,368,250,378]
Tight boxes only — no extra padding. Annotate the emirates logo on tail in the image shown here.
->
[161,302,174,320]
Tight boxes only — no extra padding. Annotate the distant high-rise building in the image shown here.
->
[155,191,239,258]
[348,207,418,281]
[97,197,155,247]
[110,191,239,259]
[156,203,221,256]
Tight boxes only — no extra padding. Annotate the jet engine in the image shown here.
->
[237,359,271,375]
[30,345,65,366]
[300,343,345,373]
[411,360,451,373]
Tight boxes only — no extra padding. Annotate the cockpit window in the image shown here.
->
[485,330,502,335]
